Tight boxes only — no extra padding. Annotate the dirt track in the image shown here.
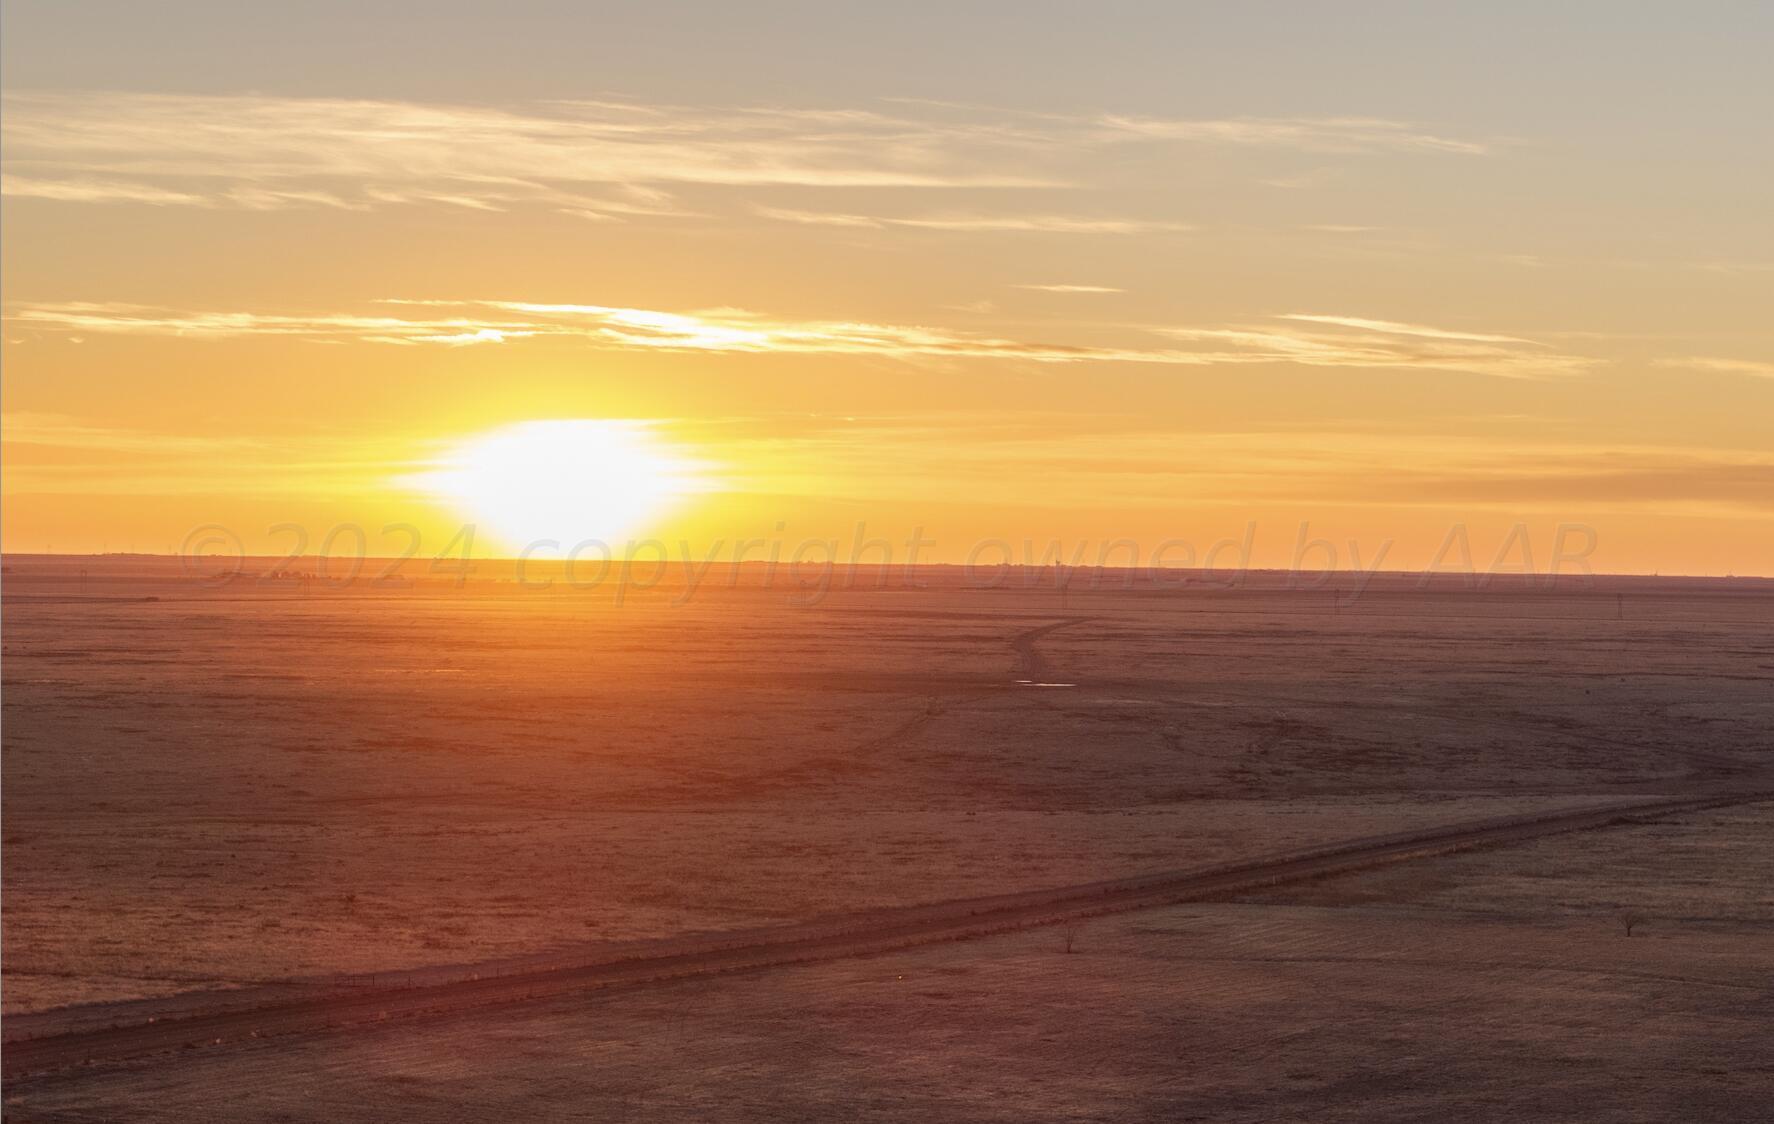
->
[1008,617,1090,681]
[6,786,1765,1079]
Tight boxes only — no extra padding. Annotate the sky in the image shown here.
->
[3,2,1771,574]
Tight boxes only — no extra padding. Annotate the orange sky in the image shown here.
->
[2,4,1770,574]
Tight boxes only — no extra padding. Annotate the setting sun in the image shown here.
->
[408,419,709,551]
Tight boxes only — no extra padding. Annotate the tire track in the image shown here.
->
[1009,617,1092,682]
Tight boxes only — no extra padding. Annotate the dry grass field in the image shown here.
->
[2,555,1770,1118]
[5,804,1768,1122]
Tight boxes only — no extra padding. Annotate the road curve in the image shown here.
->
[1010,617,1091,681]
[5,786,1765,1078]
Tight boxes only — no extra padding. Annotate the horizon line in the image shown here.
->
[3,551,1770,583]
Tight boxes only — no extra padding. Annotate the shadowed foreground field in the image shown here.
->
[2,556,1770,1118]
[6,805,1768,1122]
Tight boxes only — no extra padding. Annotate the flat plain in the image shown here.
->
[3,556,1770,1119]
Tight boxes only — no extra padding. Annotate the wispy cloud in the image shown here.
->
[1277,314,1533,345]
[4,302,542,346]
[1098,114,1492,155]
[699,416,1774,516]
[1012,284,1125,294]
[884,97,1493,154]
[0,174,209,206]
[1655,357,1774,380]
[5,297,1594,378]
[754,205,1192,235]
[1684,260,1774,276]
[1,91,1492,218]
[0,412,263,453]
[0,415,396,497]
[0,92,1059,219]
[1153,318,1593,380]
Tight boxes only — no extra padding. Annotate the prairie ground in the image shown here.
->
[2,556,1769,1118]
[5,803,1768,1122]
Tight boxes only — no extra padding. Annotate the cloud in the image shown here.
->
[705,416,1774,517]
[1,91,1490,218]
[4,297,1595,378]
[746,206,883,229]
[754,205,1191,235]
[1684,260,1774,276]
[1360,461,1774,512]
[1277,314,1534,345]
[883,97,1492,155]
[1095,114,1493,155]
[1013,284,1125,293]
[0,412,262,453]
[0,174,208,206]
[1153,317,1593,379]
[3,302,541,344]
[1655,357,1774,380]
[0,415,387,497]
[0,92,1060,219]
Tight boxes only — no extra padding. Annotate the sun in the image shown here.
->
[411,419,709,551]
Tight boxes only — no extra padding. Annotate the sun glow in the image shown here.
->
[411,419,709,551]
